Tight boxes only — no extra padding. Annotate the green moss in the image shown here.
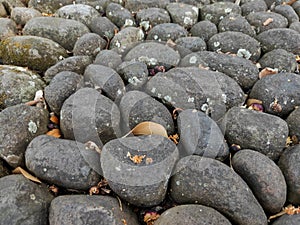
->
[0,92,7,110]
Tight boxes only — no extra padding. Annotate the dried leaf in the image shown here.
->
[263,18,273,26]
[46,129,61,138]
[166,39,176,47]
[49,112,59,124]
[144,212,160,225]
[259,67,278,79]
[85,141,102,154]
[12,167,42,183]
[127,152,146,164]
[169,134,179,144]
[270,98,282,113]
[129,121,168,138]
[246,99,263,107]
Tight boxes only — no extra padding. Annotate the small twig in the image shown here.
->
[116,195,123,212]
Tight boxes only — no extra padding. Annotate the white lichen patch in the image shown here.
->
[189,56,198,64]
[128,76,141,86]
[124,19,134,27]
[28,120,37,134]
[115,40,121,48]
[205,14,213,21]
[153,34,159,40]
[237,49,252,60]
[30,194,36,200]
[192,7,199,15]
[151,87,156,93]
[140,20,150,31]
[188,97,195,103]
[137,29,145,40]
[225,8,232,13]
[138,56,158,66]
[184,17,193,25]
[214,42,220,47]
[28,81,35,87]
[164,95,172,102]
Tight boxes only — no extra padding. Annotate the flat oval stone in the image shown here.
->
[136,7,171,28]
[278,145,300,205]
[208,31,261,61]
[0,104,48,167]
[155,204,232,225]
[232,149,286,214]
[106,2,135,28]
[0,35,68,72]
[0,18,17,40]
[0,175,53,225]
[124,0,170,13]
[190,20,218,42]
[49,195,139,225]
[101,135,179,207]
[119,90,174,134]
[177,109,229,161]
[23,17,90,51]
[25,135,101,190]
[0,65,45,109]
[28,0,73,14]
[146,23,188,42]
[223,107,289,160]
[256,28,300,54]
[11,7,42,25]
[94,50,122,70]
[170,155,267,225]
[89,16,119,40]
[124,42,181,69]
[249,73,300,117]
[60,88,121,146]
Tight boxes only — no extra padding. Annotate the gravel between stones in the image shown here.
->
[0,0,300,224]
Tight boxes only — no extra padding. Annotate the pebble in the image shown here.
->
[146,23,188,42]
[0,35,68,71]
[232,149,286,214]
[73,33,107,57]
[256,28,300,54]
[272,214,300,225]
[249,73,300,117]
[0,65,45,109]
[154,204,232,225]
[274,4,299,26]
[119,90,174,134]
[175,36,207,52]
[10,7,42,26]
[0,18,17,40]
[44,71,83,115]
[136,7,171,28]
[93,50,122,70]
[286,107,300,139]
[240,0,268,16]
[190,20,218,42]
[0,104,49,167]
[28,0,73,14]
[49,195,139,225]
[23,17,90,51]
[101,135,179,207]
[124,0,170,13]
[83,64,125,101]
[278,144,300,205]
[106,2,135,28]
[44,55,92,83]
[25,135,101,190]
[60,87,121,146]
[223,106,289,160]
[89,16,119,40]
[208,31,261,61]
[0,175,53,225]
[170,155,268,225]
[177,109,229,160]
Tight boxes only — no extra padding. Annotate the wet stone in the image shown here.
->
[101,135,179,207]
[196,51,259,90]
[200,2,241,25]
[278,145,300,205]
[0,35,68,72]
[232,149,286,214]
[208,31,261,61]
[136,7,171,29]
[0,175,54,225]
[55,3,101,28]
[73,33,107,57]
[83,64,125,101]
[146,23,188,42]
[10,7,42,26]
[25,135,101,190]
[89,16,119,40]
[275,4,299,25]
[0,104,49,167]
[170,155,268,225]
[94,50,122,70]
[116,61,148,91]
[177,109,229,161]
[119,90,174,134]
[286,107,300,139]
[0,18,17,40]
[223,107,289,160]
[124,0,170,13]
[44,55,92,84]
[258,49,298,73]
[0,65,45,109]
[44,71,83,115]
[109,27,144,53]
[155,204,232,225]
[249,73,300,117]
[218,14,255,37]
[106,2,135,28]
[175,37,207,52]
[240,0,268,16]
[246,12,288,34]
[49,195,139,225]
[60,88,121,146]
[166,3,199,29]
[190,20,218,42]
[124,42,181,69]
[28,0,74,14]
[23,17,90,51]
[145,67,245,122]
[257,28,300,54]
